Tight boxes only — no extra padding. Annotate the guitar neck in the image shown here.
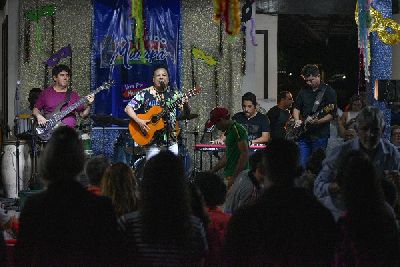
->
[54,85,107,120]
[159,91,194,119]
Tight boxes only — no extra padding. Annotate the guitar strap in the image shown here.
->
[64,88,72,105]
[312,85,326,113]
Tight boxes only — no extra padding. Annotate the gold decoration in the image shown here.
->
[355,4,400,45]
[192,47,218,66]
[369,8,400,45]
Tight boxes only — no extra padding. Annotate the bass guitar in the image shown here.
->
[34,81,114,141]
[129,86,201,146]
[285,104,335,141]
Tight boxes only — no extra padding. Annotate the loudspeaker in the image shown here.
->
[376,80,400,104]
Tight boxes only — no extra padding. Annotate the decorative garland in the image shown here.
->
[131,0,146,62]
[25,5,56,57]
[213,0,241,36]
[355,0,372,82]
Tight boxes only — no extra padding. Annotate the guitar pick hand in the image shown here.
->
[136,118,150,134]
[294,120,303,128]
[36,114,48,126]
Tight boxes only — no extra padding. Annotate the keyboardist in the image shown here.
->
[214,92,270,145]
[206,107,249,188]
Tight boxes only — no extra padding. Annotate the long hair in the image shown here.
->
[100,162,138,217]
[336,150,399,263]
[140,151,192,245]
[39,126,84,183]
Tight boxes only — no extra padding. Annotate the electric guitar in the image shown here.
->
[129,86,201,146]
[34,81,114,141]
[285,104,335,141]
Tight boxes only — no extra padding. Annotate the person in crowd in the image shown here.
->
[84,155,110,196]
[125,65,192,159]
[224,149,265,214]
[224,138,337,266]
[314,106,400,200]
[15,126,122,266]
[196,171,230,266]
[188,183,210,232]
[208,107,249,188]
[33,64,94,130]
[333,150,400,266]
[292,64,337,168]
[390,103,400,126]
[295,148,325,192]
[118,151,208,265]
[338,94,363,141]
[100,162,138,217]
[391,125,400,149]
[215,92,270,145]
[267,90,293,140]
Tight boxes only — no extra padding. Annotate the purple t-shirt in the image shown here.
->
[34,86,85,128]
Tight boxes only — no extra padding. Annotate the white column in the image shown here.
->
[241,11,278,104]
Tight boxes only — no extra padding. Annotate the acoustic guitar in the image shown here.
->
[34,81,114,141]
[285,104,335,141]
[129,86,201,146]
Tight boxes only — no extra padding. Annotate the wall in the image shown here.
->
[1,0,19,128]
[242,12,278,112]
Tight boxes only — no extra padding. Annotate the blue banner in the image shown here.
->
[92,0,182,119]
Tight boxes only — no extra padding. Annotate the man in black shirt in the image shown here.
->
[293,64,337,168]
[267,91,293,140]
[215,92,270,145]
[232,92,270,145]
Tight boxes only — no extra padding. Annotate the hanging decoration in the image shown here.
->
[192,47,218,66]
[131,0,146,62]
[43,44,72,67]
[26,5,56,21]
[25,5,56,56]
[213,0,241,36]
[355,0,372,83]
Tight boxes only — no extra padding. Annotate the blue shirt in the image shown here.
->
[314,137,400,198]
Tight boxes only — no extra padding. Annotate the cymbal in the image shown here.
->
[177,113,199,121]
[91,114,129,127]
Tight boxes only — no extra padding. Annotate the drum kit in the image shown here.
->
[0,114,38,198]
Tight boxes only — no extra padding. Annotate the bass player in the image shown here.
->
[292,64,336,168]
[33,64,94,135]
[125,65,191,160]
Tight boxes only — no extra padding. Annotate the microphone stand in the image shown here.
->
[13,117,21,198]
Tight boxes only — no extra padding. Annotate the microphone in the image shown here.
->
[159,81,165,90]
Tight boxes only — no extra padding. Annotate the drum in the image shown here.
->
[1,140,32,198]
[133,155,146,182]
[81,133,93,157]
[113,131,144,165]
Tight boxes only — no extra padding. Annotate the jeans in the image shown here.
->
[298,137,328,169]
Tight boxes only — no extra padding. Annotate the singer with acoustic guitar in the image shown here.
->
[125,65,197,160]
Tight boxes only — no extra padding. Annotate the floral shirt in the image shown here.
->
[127,86,184,146]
